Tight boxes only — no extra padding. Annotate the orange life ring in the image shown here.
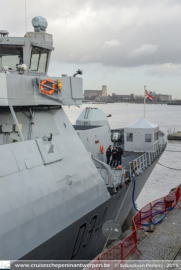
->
[40,79,56,95]
[100,145,104,154]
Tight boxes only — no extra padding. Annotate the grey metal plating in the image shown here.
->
[0,16,166,261]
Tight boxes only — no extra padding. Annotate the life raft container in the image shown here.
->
[40,79,56,95]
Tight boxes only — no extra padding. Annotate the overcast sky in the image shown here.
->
[1,0,181,98]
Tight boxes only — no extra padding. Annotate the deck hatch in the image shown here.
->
[36,137,62,164]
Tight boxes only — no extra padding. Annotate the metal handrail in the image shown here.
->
[129,137,167,175]
[129,153,148,175]
[92,156,113,186]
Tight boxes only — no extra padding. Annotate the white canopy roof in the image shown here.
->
[125,117,158,129]
[124,117,159,152]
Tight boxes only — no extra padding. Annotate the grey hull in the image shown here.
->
[20,156,159,261]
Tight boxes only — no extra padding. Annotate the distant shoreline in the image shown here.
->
[82,100,175,105]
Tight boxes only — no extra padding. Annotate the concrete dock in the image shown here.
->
[168,132,181,140]
[127,202,181,266]
[88,201,181,270]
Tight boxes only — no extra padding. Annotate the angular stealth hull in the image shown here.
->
[21,156,160,260]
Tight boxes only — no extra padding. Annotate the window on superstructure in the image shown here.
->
[127,133,133,141]
[29,46,49,73]
[145,133,152,142]
[0,46,23,70]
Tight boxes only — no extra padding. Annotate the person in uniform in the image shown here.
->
[106,145,112,165]
[110,146,117,167]
[117,145,123,166]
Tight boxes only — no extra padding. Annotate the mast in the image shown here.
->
[144,85,146,118]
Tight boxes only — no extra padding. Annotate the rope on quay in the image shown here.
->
[165,150,181,152]
[158,162,181,171]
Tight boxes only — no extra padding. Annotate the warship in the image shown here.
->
[0,16,167,260]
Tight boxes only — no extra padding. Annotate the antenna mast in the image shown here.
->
[25,0,27,33]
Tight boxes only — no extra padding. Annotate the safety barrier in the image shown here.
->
[132,185,181,231]
[121,230,141,260]
[100,242,122,261]
[86,184,181,269]
[165,191,176,210]
[99,230,141,262]
[86,230,141,270]
[176,185,181,208]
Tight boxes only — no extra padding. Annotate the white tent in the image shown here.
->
[124,117,159,152]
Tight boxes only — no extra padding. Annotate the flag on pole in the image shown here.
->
[145,90,155,102]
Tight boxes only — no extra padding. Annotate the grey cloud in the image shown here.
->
[1,0,181,68]
[103,40,121,48]
[146,63,181,77]
[129,45,158,58]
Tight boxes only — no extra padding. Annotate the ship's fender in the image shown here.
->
[40,79,56,95]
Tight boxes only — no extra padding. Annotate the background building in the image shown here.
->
[102,85,107,97]
[149,91,172,101]
[84,90,102,99]
[112,93,134,101]
[84,88,171,103]
[84,85,107,100]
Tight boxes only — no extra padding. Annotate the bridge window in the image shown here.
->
[29,46,49,73]
[0,46,23,70]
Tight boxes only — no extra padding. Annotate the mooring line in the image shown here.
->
[101,181,132,254]
[165,150,181,152]
[158,163,181,171]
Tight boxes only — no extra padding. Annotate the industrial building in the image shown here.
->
[84,85,107,99]
[84,90,102,99]
[102,85,107,96]
[149,91,172,101]
[112,93,134,100]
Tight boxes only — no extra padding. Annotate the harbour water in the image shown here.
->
[64,103,181,208]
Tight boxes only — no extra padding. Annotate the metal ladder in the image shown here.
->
[84,108,90,119]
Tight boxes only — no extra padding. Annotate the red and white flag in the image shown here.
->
[145,90,155,102]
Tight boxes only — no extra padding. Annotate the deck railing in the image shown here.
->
[129,136,167,176]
